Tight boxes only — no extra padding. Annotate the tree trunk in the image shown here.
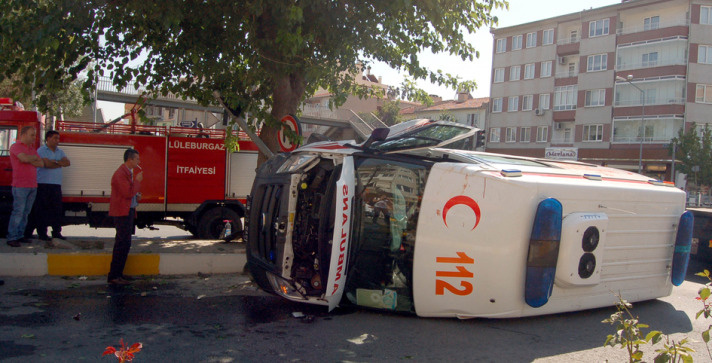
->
[257,72,306,166]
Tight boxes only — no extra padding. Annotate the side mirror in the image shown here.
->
[362,127,390,149]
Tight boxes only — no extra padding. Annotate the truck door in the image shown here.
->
[0,125,18,191]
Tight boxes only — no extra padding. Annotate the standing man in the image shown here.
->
[33,130,70,241]
[7,126,44,247]
[107,148,143,285]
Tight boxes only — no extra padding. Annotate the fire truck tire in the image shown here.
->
[198,207,242,240]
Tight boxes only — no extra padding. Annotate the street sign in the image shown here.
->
[278,115,302,152]
[180,120,197,128]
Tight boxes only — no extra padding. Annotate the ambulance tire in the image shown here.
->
[198,207,242,240]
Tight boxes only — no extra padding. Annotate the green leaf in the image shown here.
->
[703,329,710,342]
[646,331,662,344]
[700,287,711,299]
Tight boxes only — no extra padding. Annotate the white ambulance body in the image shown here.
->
[246,120,692,318]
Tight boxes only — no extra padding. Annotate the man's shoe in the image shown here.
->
[52,234,66,241]
[120,275,137,281]
[19,237,33,243]
[38,235,51,242]
[108,278,131,286]
[6,240,21,247]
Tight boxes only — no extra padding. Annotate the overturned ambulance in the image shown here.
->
[246,119,693,318]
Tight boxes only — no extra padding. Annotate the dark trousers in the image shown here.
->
[25,183,63,238]
[108,209,135,281]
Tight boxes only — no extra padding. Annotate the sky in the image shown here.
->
[370,0,621,100]
[99,0,621,119]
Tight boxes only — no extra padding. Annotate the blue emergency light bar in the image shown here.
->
[525,198,563,308]
[671,211,693,286]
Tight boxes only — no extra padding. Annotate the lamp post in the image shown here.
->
[616,74,646,174]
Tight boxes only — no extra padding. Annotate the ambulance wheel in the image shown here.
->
[198,207,242,240]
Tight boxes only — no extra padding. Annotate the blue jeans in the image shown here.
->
[7,187,37,241]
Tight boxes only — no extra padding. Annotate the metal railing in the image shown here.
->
[555,69,578,79]
[556,36,580,46]
[96,76,198,103]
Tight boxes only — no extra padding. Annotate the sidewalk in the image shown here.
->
[0,231,247,277]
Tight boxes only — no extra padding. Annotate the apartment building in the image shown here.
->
[489,0,712,180]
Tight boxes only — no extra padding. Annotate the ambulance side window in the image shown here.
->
[0,127,18,156]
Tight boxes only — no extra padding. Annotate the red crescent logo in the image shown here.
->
[442,195,481,230]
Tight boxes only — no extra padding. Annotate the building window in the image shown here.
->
[492,97,503,112]
[696,84,712,103]
[510,65,521,81]
[536,126,548,142]
[506,127,517,142]
[494,68,505,83]
[587,54,608,72]
[539,93,551,110]
[699,45,712,64]
[522,95,533,111]
[520,127,531,142]
[702,6,712,25]
[589,18,609,37]
[490,128,501,142]
[644,16,660,31]
[585,89,606,107]
[526,32,537,48]
[512,35,523,50]
[496,38,507,53]
[508,96,519,112]
[554,85,577,110]
[524,63,535,79]
[540,61,552,78]
[543,29,554,45]
[467,113,479,127]
[642,52,659,67]
[583,124,603,142]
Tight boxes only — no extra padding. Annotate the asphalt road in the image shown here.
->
[2,225,712,362]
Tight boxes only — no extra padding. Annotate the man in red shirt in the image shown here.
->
[7,126,44,247]
[107,149,143,285]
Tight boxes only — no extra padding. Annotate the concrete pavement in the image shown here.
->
[0,227,247,277]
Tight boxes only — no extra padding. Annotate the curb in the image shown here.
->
[0,252,246,277]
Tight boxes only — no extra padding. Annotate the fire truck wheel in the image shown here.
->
[198,207,242,240]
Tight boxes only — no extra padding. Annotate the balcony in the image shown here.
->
[556,36,580,46]
[556,36,580,56]
[551,136,574,144]
[555,68,578,79]
[616,59,687,72]
[614,97,685,107]
[616,19,689,36]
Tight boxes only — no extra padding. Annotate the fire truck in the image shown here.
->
[0,98,258,239]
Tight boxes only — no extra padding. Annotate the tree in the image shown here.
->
[376,99,405,126]
[669,123,712,188]
[0,74,85,121]
[0,0,506,164]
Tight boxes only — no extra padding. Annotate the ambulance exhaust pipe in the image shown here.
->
[525,198,563,308]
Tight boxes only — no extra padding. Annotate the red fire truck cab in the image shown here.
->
[0,100,258,240]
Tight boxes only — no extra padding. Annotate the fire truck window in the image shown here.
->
[345,157,429,312]
[0,127,18,156]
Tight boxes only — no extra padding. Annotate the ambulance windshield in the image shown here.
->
[344,157,429,312]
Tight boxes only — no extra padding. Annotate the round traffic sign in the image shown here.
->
[278,114,302,152]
